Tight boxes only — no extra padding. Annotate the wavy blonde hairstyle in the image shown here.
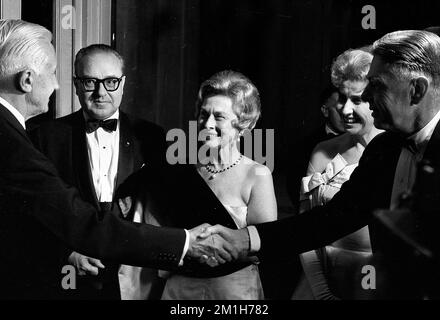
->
[196,70,261,131]
[331,48,373,89]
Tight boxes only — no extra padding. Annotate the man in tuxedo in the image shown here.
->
[31,44,167,299]
[0,19,234,299]
[207,30,440,298]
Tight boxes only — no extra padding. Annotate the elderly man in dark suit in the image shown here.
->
[0,19,234,300]
[30,44,168,299]
[207,30,440,299]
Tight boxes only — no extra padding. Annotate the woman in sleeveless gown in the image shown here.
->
[292,48,383,300]
[120,70,277,300]
[160,70,277,300]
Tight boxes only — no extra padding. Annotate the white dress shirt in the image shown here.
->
[0,96,26,129]
[84,110,120,202]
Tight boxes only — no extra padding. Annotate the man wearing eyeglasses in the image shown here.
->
[31,44,166,300]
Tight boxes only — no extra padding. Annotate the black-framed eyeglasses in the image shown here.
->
[74,76,124,92]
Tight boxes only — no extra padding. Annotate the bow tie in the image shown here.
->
[86,118,118,133]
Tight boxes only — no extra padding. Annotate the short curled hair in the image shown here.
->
[0,19,52,79]
[74,44,125,76]
[372,30,440,86]
[195,70,261,131]
[331,48,373,89]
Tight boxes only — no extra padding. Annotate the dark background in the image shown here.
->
[21,0,440,299]
[113,0,440,174]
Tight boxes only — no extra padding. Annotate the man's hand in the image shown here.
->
[202,225,251,260]
[68,251,105,276]
[186,223,238,266]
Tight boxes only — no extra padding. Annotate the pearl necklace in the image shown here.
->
[204,154,243,180]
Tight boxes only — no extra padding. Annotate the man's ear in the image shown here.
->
[120,75,126,92]
[15,70,34,93]
[73,79,80,96]
[410,76,429,105]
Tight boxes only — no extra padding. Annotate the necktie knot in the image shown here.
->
[86,118,117,133]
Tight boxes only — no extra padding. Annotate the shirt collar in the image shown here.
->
[0,95,26,129]
[407,109,440,155]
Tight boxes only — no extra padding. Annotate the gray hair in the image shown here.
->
[372,30,440,86]
[0,19,52,78]
[196,70,261,131]
[331,48,373,89]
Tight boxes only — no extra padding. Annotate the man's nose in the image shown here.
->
[204,114,216,129]
[95,82,107,96]
[342,99,354,115]
[54,78,60,90]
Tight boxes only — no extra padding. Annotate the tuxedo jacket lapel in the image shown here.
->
[71,111,100,209]
[115,111,135,194]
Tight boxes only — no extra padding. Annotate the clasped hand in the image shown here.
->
[68,251,105,276]
[186,223,251,267]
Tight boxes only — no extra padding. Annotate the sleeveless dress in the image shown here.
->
[160,205,264,300]
[292,154,374,300]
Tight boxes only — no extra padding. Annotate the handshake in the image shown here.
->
[68,224,254,276]
[186,223,253,267]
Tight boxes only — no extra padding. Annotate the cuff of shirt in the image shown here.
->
[247,226,261,253]
[179,229,190,266]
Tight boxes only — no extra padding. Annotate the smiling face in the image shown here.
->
[339,80,375,136]
[74,52,125,120]
[197,95,240,150]
[361,56,414,134]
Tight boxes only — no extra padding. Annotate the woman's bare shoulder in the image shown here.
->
[242,156,273,180]
[309,134,350,172]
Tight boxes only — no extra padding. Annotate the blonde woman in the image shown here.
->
[293,48,383,300]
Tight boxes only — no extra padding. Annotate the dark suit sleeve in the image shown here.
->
[0,122,186,270]
[255,135,388,262]
[136,119,167,166]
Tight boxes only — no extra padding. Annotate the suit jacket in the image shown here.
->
[30,109,167,299]
[257,123,440,298]
[0,104,185,299]
[30,110,166,210]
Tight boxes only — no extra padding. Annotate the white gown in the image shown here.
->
[292,154,374,300]
[161,205,264,300]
